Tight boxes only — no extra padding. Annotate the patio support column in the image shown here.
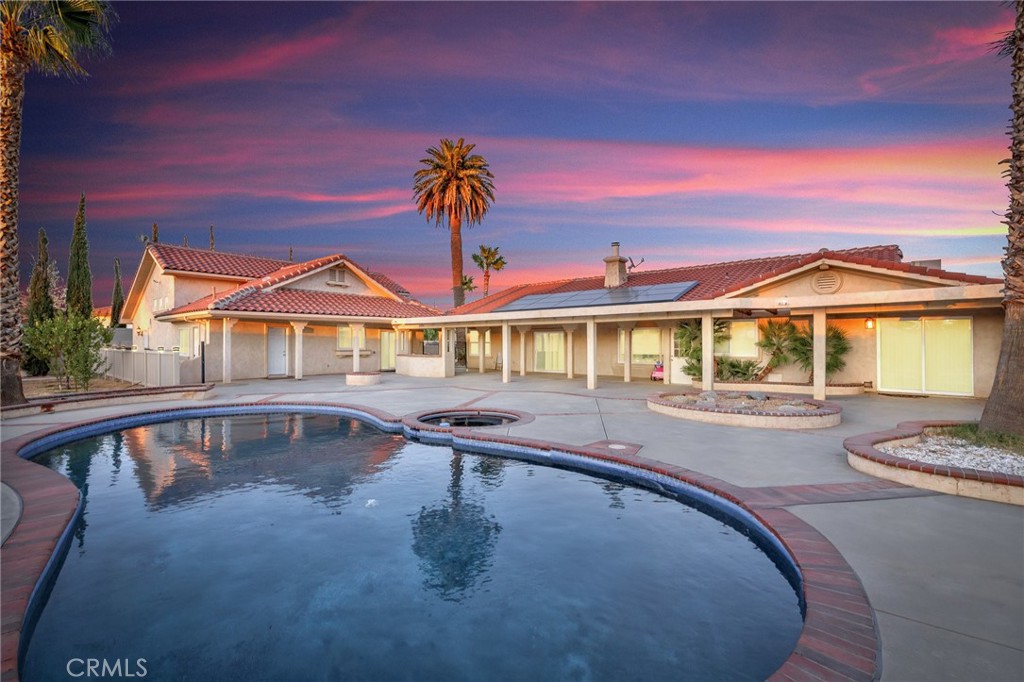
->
[813,309,827,400]
[476,328,486,374]
[352,323,364,373]
[619,323,635,382]
[290,321,307,379]
[563,325,578,380]
[701,312,714,391]
[659,322,674,385]
[517,326,531,376]
[222,318,238,383]
[502,321,511,384]
[586,318,597,390]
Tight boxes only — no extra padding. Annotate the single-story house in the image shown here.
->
[118,241,1004,400]
[120,243,438,383]
[398,243,1004,400]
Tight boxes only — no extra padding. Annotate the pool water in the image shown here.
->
[23,413,802,681]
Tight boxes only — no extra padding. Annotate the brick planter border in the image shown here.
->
[844,421,1023,506]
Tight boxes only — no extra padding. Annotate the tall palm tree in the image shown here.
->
[1,0,115,405]
[413,138,495,308]
[471,244,507,297]
[981,2,1024,436]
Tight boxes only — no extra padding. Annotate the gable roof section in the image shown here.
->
[448,245,1000,315]
[158,252,436,319]
[148,243,290,279]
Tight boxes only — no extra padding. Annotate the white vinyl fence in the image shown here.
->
[102,348,185,387]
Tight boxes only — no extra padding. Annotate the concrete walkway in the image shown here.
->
[2,373,1021,681]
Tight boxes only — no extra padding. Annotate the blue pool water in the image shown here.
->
[22,413,802,681]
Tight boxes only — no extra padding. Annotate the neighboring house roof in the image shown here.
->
[92,306,112,317]
[448,244,1001,315]
[157,252,436,320]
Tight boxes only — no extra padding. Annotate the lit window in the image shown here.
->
[617,328,661,363]
[468,330,491,356]
[715,320,758,357]
[337,324,366,349]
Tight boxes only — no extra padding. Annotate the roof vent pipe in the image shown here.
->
[604,241,628,288]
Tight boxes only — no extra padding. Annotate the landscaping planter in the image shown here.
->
[345,372,381,386]
[648,391,842,429]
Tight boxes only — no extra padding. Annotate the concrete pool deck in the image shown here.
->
[2,373,1022,681]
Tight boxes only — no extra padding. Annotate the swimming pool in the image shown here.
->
[22,412,803,681]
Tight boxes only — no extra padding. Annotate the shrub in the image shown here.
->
[23,314,112,391]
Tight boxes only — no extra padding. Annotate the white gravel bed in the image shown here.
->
[880,435,1024,477]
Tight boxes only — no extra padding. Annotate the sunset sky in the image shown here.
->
[18,1,1014,309]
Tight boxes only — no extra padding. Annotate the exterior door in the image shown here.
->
[534,331,565,373]
[268,327,288,376]
[380,330,396,371]
[877,317,972,395]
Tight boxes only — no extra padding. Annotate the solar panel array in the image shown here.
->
[496,281,698,312]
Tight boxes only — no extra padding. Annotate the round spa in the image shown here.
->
[20,411,803,682]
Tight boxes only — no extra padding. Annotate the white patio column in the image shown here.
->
[701,312,714,391]
[221,318,238,383]
[476,328,486,374]
[586,318,597,390]
[290,321,307,379]
[502,321,511,383]
[813,309,827,401]
[619,323,635,383]
[659,322,674,385]
[352,322,364,373]
[517,326,531,376]
[563,325,578,379]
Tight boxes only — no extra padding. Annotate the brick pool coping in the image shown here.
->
[648,392,843,430]
[844,421,1024,507]
[2,401,880,682]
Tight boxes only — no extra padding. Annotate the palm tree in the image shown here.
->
[981,2,1024,436]
[789,323,851,383]
[674,319,730,379]
[471,244,507,297]
[1,0,115,405]
[754,319,797,381]
[413,138,495,309]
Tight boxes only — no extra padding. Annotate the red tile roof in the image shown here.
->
[448,244,1001,315]
[220,289,436,318]
[149,243,290,279]
[156,251,436,319]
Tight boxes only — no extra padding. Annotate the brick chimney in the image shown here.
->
[604,242,628,288]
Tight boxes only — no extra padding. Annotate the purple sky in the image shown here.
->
[18,1,1013,309]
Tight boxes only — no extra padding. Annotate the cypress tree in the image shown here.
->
[151,222,159,243]
[23,228,56,375]
[109,257,125,328]
[182,234,189,247]
[209,225,215,250]
[66,193,93,319]
[26,228,55,324]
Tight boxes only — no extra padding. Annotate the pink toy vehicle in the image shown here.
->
[650,360,664,381]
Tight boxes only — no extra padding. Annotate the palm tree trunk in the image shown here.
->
[980,1,1024,436]
[980,303,1024,435]
[450,213,465,309]
[1,46,28,406]
[483,270,490,297]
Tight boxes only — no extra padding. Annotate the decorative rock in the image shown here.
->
[747,391,768,402]
[698,391,717,401]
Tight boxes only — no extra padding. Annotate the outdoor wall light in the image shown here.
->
[865,318,875,329]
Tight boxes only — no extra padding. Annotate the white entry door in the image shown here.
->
[268,327,288,376]
[380,330,396,371]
